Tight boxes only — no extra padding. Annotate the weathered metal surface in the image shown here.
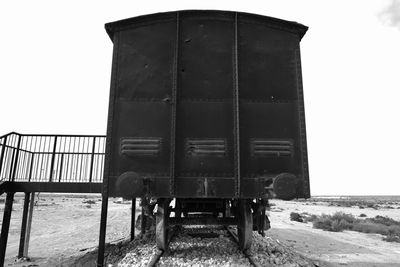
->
[104,10,309,199]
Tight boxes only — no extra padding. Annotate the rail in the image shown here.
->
[0,132,106,184]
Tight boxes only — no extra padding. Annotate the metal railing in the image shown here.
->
[0,132,106,183]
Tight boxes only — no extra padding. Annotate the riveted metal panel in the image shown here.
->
[106,18,177,196]
[116,19,176,100]
[104,10,309,198]
[179,12,234,99]
[110,101,171,176]
[239,102,300,176]
[176,101,234,177]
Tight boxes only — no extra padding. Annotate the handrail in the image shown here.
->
[0,132,106,138]
[0,132,18,139]
[0,133,106,184]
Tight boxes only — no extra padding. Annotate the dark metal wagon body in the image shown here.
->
[103,10,309,201]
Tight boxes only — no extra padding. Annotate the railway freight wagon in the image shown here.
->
[98,9,309,260]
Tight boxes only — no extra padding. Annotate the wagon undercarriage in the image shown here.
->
[142,197,270,251]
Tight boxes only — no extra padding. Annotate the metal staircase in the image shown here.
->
[0,132,106,195]
[0,132,107,265]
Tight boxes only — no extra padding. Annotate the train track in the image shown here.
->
[114,225,317,267]
[147,226,261,267]
[224,226,266,267]
[147,226,179,267]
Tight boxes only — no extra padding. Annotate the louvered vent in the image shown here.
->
[186,138,226,156]
[120,137,161,156]
[251,139,293,157]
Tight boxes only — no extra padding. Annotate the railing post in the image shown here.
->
[28,154,35,182]
[89,137,96,183]
[0,135,8,178]
[18,192,30,258]
[58,153,64,182]
[0,192,15,265]
[49,136,58,182]
[23,192,35,257]
[11,135,22,182]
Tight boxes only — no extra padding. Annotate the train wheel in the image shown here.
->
[156,198,169,250]
[237,199,253,251]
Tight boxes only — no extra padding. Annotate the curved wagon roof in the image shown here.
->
[105,10,308,41]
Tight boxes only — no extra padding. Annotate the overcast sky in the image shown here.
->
[1,0,399,196]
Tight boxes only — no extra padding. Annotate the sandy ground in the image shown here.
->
[1,194,138,266]
[268,200,400,267]
[1,194,400,266]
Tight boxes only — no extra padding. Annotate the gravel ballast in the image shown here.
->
[158,226,251,267]
[67,226,318,266]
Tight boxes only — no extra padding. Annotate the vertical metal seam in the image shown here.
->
[97,29,120,267]
[294,44,310,198]
[103,30,120,195]
[170,12,180,197]
[233,13,241,198]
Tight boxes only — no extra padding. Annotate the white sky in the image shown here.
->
[1,0,399,196]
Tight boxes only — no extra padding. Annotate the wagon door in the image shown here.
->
[175,12,236,198]
[107,14,178,197]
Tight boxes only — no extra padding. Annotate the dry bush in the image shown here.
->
[331,212,357,224]
[82,199,96,205]
[290,212,303,222]
[308,212,400,243]
[384,226,400,242]
[312,215,334,231]
[331,219,352,232]
[312,213,354,232]
[367,215,400,226]
[352,222,388,235]
[303,214,318,223]
[384,235,400,242]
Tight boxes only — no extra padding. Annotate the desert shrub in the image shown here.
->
[331,219,352,232]
[359,213,367,217]
[303,214,318,223]
[384,235,400,242]
[367,215,400,226]
[305,211,400,243]
[83,199,96,205]
[331,212,357,224]
[352,222,389,235]
[312,215,334,231]
[383,225,400,242]
[312,213,355,232]
[290,212,303,222]
[387,225,400,236]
